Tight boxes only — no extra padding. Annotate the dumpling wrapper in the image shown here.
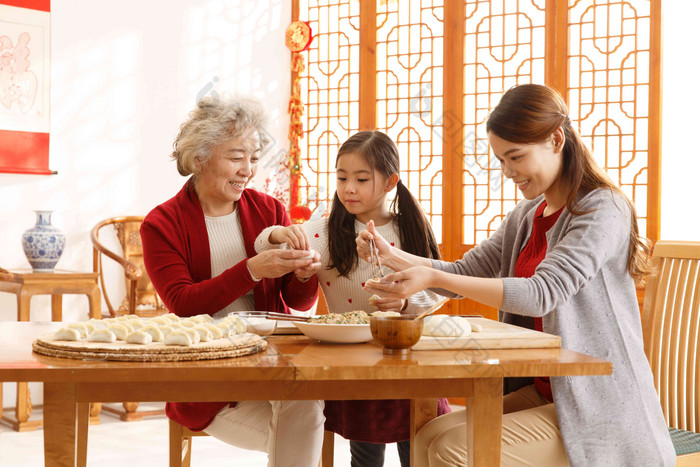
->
[55,327,81,341]
[88,329,117,343]
[164,330,192,346]
[422,315,472,337]
[126,330,153,345]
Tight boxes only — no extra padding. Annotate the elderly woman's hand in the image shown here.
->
[293,250,322,282]
[247,249,315,280]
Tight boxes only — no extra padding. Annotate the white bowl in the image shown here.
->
[241,317,277,336]
[293,322,372,344]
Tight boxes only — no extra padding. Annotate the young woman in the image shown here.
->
[140,95,325,467]
[362,84,676,466]
[254,130,449,467]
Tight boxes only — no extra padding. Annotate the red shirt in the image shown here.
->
[513,200,564,402]
[141,181,319,431]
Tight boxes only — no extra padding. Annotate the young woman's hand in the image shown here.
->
[356,220,394,267]
[247,249,315,279]
[370,296,406,313]
[268,225,310,250]
[363,266,436,299]
[294,250,322,282]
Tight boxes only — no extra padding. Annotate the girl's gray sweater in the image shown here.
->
[432,189,675,466]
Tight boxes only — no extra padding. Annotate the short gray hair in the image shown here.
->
[171,95,271,176]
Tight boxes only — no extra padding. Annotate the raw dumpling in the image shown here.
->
[67,322,90,338]
[141,325,164,342]
[193,325,213,342]
[204,323,224,340]
[126,330,153,345]
[164,331,192,346]
[106,323,129,340]
[368,294,382,309]
[54,327,81,341]
[422,315,471,337]
[88,329,117,343]
[181,327,201,344]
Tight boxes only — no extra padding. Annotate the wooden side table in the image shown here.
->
[0,268,102,431]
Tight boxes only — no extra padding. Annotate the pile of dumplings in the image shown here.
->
[52,313,247,347]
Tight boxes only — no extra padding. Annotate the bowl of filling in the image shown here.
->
[294,310,372,344]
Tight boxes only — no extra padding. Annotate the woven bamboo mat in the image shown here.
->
[32,332,267,362]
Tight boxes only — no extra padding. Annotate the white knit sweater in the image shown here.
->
[255,217,441,314]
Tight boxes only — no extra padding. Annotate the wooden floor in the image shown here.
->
[0,403,404,466]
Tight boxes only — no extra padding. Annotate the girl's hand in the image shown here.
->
[294,250,322,281]
[356,220,394,267]
[269,225,310,251]
[247,249,315,279]
[363,266,435,299]
[371,296,406,313]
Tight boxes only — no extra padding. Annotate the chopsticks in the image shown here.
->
[229,311,310,322]
[369,237,384,279]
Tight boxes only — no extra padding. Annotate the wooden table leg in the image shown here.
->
[466,378,503,467]
[410,398,438,466]
[321,430,334,467]
[51,294,63,321]
[17,289,31,321]
[44,382,79,467]
[77,403,90,467]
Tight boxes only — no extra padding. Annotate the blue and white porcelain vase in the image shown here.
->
[21,210,66,272]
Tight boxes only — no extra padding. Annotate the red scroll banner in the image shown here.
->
[0,0,53,174]
[286,21,313,222]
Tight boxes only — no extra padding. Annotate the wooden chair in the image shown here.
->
[91,216,167,421]
[91,216,167,318]
[641,240,700,464]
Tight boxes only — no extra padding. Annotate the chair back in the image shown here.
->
[641,240,700,432]
[91,216,166,317]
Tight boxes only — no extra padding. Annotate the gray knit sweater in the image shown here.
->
[432,189,675,466]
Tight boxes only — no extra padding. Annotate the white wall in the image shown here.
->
[0,0,291,407]
[1,0,698,407]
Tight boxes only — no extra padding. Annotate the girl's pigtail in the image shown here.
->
[392,181,441,260]
[327,193,358,276]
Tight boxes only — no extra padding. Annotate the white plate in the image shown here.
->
[293,322,373,344]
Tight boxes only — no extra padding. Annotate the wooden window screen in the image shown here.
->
[294,0,661,316]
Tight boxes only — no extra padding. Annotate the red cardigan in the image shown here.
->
[140,180,318,431]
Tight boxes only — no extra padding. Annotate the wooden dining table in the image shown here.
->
[0,321,612,467]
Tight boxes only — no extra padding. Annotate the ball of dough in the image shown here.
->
[422,315,472,337]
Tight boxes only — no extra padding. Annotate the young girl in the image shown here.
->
[362,84,675,466]
[254,130,450,467]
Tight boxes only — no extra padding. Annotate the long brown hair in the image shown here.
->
[486,84,652,283]
[328,131,440,276]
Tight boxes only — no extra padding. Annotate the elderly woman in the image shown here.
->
[140,96,325,467]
